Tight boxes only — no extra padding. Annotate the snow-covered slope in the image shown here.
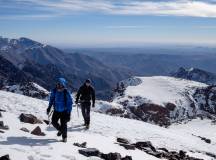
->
[0,91,216,160]
[94,76,216,126]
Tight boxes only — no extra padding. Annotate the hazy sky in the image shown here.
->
[1,0,216,47]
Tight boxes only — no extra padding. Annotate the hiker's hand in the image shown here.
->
[66,113,71,122]
[47,107,51,115]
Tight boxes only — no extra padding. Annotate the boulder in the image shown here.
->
[31,126,45,136]
[100,152,121,160]
[0,130,5,133]
[0,112,2,118]
[134,141,156,152]
[116,138,130,144]
[73,142,87,148]
[0,121,9,130]
[78,148,100,157]
[19,113,42,124]
[119,144,135,150]
[0,155,10,160]
[121,156,132,160]
[0,109,6,112]
[20,127,30,132]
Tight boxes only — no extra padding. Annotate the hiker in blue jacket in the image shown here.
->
[47,78,73,142]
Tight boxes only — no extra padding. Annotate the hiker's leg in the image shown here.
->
[86,102,91,125]
[81,103,87,125]
[60,112,67,138]
[52,111,61,131]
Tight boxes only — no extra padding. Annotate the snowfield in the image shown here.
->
[0,91,216,160]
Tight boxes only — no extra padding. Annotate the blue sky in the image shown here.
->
[1,0,216,47]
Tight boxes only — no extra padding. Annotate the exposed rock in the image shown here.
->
[31,126,45,136]
[0,130,5,133]
[0,155,10,160]
[121,156,132,160]
[165,103,176,111]
[0,109,6,112]
[19,113,42,124]
[20,127,30,133]
[192,134,211,144]
[78,148,100,157]
[43,120,50,125]
[106,108,125,115]
[100,152,121,160]
[134,141,156,152]
[0,121,9,130]
[119,144,135,150]
[0,112,2,117]
[73,142,87,148]
[116,138,130,144]
[130,103,171,126]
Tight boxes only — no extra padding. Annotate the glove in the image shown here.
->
[66,113,71,122]
[92,103,95,108]
[47,107,51,115]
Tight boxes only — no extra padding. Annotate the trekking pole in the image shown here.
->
[48,109,54,127]
[77,103,80,118]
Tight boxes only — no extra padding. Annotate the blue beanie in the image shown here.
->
[58,78,67,87]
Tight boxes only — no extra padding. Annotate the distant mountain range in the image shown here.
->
[80,52,216,76]
[171,67,216,85]
[0,37,131,99]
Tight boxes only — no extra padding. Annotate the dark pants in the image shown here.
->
[52,111,68,138]
[81,102,91,125]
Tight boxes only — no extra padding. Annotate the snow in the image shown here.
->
[0,91,216,160]
[117,76,207,106]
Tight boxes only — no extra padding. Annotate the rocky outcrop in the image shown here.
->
[0,155,10,160]
[2,82,49,99]
[116,138,203,160]
[19,113,43,124]
[31,126,45,136]
[78,148,132,160]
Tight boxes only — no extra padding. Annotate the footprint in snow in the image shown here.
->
[62,155,76,160]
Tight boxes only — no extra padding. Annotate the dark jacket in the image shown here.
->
[76,84,95,104]
[48,89,73,113]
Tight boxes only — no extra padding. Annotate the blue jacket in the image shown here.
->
[48,89,73,113]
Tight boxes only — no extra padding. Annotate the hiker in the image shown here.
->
[47,78,73,142]
[75,79,95,129]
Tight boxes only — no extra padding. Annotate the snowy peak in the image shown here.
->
[171,67,216,85]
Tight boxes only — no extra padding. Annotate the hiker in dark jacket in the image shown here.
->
[75,79,95,129]
[47,78,73,142]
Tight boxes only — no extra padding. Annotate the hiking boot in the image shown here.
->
[86,124,90,129]
[57,131,62,137]
[62,138,67,143]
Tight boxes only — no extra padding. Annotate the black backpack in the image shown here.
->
[53,88,68,110]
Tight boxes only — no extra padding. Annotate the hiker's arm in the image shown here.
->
[75,87,81,103]
[48,90,55,108]
[92,87,96,106]
[67,92,73,113]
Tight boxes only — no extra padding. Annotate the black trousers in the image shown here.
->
[81,102,91,125]
[52,111,68,138]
